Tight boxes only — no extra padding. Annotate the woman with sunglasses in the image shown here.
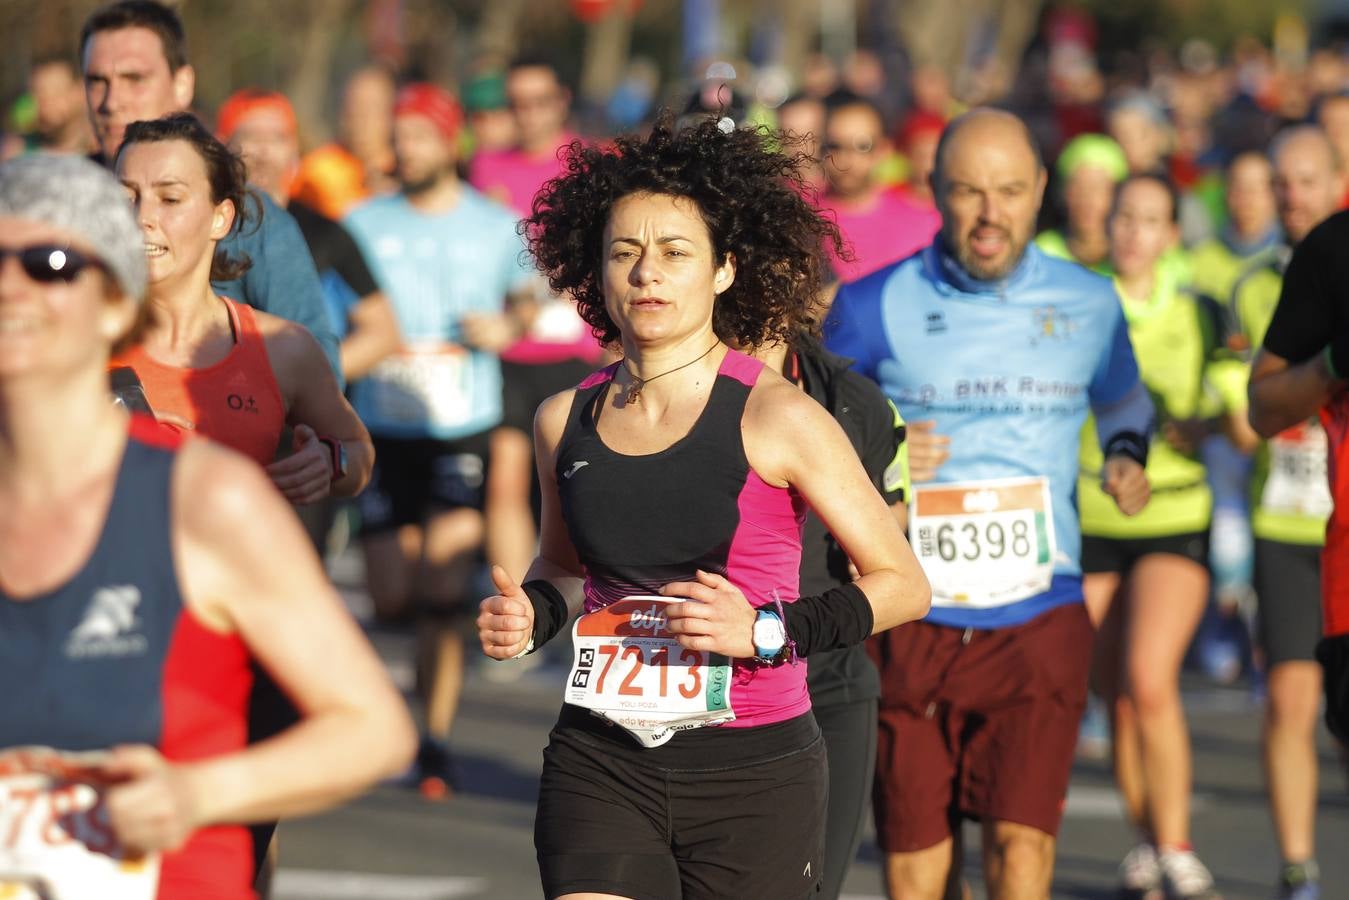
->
[0,154,414,898]
[112,113,373,504]
[477,115,930,900]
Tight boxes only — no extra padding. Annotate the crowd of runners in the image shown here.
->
[5,1,1349,898]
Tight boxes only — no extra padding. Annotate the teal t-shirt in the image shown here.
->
[344,188,532,440]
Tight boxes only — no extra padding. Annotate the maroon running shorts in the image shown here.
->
[868,602,1093,853]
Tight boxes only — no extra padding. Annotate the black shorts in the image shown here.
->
[358,432,490,535]
[1080,531,1209,575]
[813,698,876,899]
[535,706,826,900]
[501,358,598,434]
[1255,538,1323,666]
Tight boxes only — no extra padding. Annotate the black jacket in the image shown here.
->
[793,336,907,707]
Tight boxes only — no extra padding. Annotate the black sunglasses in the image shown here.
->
[0,244,105,283]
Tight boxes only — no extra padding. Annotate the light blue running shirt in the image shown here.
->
[825,242,1142,629]
[345,188,533,440]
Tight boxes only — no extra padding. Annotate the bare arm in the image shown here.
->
[661,380,929,657]
[751,384,931,632]
[268,320,375,500]
[1248,347,1339,438]
[520,389,587,600]
[1220,382,1262,455]
[339,291,401,382]
[105,442,414,850]
[478,390,587,659]
[905,420,950,483]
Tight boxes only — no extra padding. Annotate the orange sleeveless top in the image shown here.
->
[111,298,286,467]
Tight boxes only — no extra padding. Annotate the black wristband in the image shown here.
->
[1103,429,1149,468]
[781,583,874,658]
[523,579,569,652]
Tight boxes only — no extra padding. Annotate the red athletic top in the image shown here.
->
[1321,396,1349,634]
[111,299,286,467]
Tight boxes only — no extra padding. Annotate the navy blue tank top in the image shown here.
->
[0,424,182,749]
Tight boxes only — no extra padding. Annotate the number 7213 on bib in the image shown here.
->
[565,597,735,748]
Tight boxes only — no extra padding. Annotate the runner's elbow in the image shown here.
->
[1246,403,1288,440]
[370,701,418,781]
[333,438,376,498]
[907,574,933,623]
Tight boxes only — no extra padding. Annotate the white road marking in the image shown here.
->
[1063,785,1209,819]
[274,870,487,899]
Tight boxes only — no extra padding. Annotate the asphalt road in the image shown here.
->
[271,551,1349,900]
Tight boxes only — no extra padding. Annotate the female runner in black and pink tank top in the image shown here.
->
[477,116,931,900]
[0,153,414,900]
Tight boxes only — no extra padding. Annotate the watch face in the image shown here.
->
[753,614,786,652]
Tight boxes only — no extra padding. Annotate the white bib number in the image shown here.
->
[0,748,158,900]
[366,341,475,430]
[910,477,1058,608]
[566,597,734,748]
[1262,422,1332,519]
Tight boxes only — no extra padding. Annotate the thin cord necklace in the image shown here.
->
[620,341,720,404]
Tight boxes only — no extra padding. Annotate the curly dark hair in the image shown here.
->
[524,113,843,348]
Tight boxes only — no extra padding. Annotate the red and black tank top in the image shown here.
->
[0,416,255,898]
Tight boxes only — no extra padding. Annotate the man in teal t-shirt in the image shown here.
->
[345,83,532,800]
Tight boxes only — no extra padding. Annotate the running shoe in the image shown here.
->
[402,736,457,801]
[1275,860,1320,900]
[1117,842,1162,898]
[1159,848,1220,899]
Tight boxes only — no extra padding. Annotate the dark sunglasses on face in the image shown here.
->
[0,244,106,283]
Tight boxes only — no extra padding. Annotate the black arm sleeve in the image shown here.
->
[782,583,875,657]
[1264,219,1342,364]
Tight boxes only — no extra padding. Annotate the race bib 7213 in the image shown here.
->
[566,597,734,747]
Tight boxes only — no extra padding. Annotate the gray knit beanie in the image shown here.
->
[0,153,147,303]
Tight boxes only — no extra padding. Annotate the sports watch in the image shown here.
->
[318,436,348,481]
[752,609,787,664]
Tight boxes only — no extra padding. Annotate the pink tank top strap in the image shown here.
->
[716,347,765,387]
[577,361,622,390]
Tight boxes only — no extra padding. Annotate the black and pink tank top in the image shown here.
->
[0,416,255,899]
[556,349,810,727]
